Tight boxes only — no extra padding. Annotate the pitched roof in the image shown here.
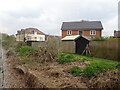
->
[61,21,103,30]
[18,28,45,35]
[62,35,89,41]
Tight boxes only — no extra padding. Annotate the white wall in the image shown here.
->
[16,34,45,41]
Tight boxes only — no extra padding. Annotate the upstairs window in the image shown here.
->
[33,31,37,34]
[67,30,72,35]
[90,30,96,35]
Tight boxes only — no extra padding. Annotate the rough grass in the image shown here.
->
[58,53,120,77]
[70,66,83,76]
[18,46,34,56]
[57,53,93,64]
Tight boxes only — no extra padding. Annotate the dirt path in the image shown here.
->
[3,49,28,88]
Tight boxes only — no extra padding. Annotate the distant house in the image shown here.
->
[61,21,103,38]
[16,28,46,42]
[45,35,61,41]
[114,30,120,38]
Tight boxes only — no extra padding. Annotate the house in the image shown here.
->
[16,28,46,42]
[45,35,61,41]
[61,21,103,38]
[61,35,89,54]
[114,30,120,38]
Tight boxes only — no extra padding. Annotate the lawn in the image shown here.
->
[57,53,120,77]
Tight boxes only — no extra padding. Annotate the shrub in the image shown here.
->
[2,33,16,49]
[18,46,34,56]
[92,37,107,41]
[86,53,94,57]
[57,53,75,64]
[83,60,120,77]
[14,42,27,52]
[57,53,93,64]
[63,53,120,77]
[45,37,61,61]
[70,66,83,76]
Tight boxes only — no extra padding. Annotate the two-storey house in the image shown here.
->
[61,21,103,38]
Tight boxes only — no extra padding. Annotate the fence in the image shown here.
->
[31,39,120,61]
[89,40,119,61]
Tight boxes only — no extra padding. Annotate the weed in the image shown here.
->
[70,66,83,76]
[92,37,107,41]
[57,53,93,64]
[18,46,34,56]
[57,53,76,64]
[61,53,120,77]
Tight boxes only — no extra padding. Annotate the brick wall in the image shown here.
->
[62,30,102,38]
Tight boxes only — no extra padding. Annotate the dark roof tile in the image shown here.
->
[61,21,103,30]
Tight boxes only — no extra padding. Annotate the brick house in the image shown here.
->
[114,30,120,38]
[16,28,46,42]
[61,21,103,38]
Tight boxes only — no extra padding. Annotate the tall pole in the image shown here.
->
[0,32,4,87]
[118,1,120,31]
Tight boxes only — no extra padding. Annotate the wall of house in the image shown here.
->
[62,30,102,38]
[16,34,45,41]
[25,34,45,41]
[62,30,78,38]
[83,30,101,37]
[114,31,120,38]
[16,34,24,41]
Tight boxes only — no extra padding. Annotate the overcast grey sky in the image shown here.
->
[0,0,119,36]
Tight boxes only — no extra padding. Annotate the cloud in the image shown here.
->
[0,0,119,36]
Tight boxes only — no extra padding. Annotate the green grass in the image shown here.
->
[83,60,119,77]
[57,53,93,64]
[58,53,120,77]
[70,66,83,76]
[18,46,34,56]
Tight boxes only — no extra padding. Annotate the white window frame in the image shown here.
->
[67,30,72,35]
[90,30,96,35]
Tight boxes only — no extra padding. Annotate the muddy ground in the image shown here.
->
[4,50,120,88]
[3,50,28,88]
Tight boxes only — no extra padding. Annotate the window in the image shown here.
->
[67,30,72,35]
[78,31,82,35]
[27,36,31,40]
[90,30,96,35]
[40,37,43,41]
[33,31,37,34]
[34,37,37,39]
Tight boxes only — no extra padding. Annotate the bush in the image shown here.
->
[2,33,16,49]
[83,60,120,77]
[14,42,27,52]
[57,53,93,64]
[86,53,94,57]
[57,53,76,64]
[18,46,34,56]
[92,37,107,41]
[45,37,61,61]
[61,53,120,77]
[70,66,83,76]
